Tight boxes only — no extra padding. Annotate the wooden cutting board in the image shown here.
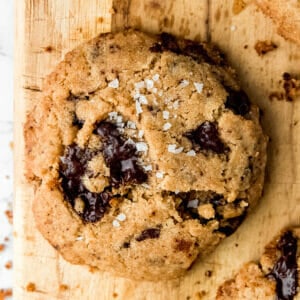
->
[14,0,300,299]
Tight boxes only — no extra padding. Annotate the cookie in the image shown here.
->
[216,227,300,300]
[255,0,300,46]
[25,30,267,280]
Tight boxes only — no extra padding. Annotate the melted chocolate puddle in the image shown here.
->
[268,231,298,300]
[60,121,147,223]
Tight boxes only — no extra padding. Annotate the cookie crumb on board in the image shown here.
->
[0,288,12,299]
[205,270,213,277]
[0,244,5,252]
[269,72,300,102]
[4,261,12,269]
[4,210,13,224]
[112,292,118,298]
[59,284,69,292]
[26,282,36,292]
[232,0,247,15]
[254,41,277,56]
[194,290,207,299]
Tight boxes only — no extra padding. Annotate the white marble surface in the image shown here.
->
[0,0,14,298]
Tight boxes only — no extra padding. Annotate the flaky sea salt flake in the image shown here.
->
[179,79,189,88]
[108,111,118,120]
[143,165,153,171]
[138,95,148,105]
[116,116,123,123]
[152,74,159,81]
[136,142,148,152]
[167,144,183,154]
[194,82,204,93]
[112,220,120,228]
[135,81,145,89]
[145,79,154,90]
[163,122,172,131]
[173,100,179,109]
[116,213,126,222]
[108,78,119,88]
[127,121,136,129]
[162,111,169,120]
[138,130,144,139]
[187,199,199,208]
[135,101,143,115]
[156,171,164,179]
[186,150,196,157]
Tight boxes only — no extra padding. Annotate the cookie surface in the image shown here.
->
[216,227,300,300]
[255,0,300,46]
[25,30,267,280]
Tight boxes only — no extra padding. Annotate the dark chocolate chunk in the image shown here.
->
[122,242,130,248]
[183,43,211,63]
[268,231,298,300]
[217,213,246,236]
[160,32,181,54]
[149,42,163,53]
[225,88,250,116]
[135,228,161,242]
[60,144,111,223]
[95,121,147,187]
[72,114,84,129]
[149,32,181,54]
[186,121,225,154]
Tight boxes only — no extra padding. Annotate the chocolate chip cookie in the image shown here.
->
[25,30,268,280]
[217,227,300,300]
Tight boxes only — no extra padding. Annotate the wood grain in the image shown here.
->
[14,0,300,299]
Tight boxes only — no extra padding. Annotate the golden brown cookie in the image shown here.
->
[25,30,267,280]
[217,227,300,299]
[255,0,300,46]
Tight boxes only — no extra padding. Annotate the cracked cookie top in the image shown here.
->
[25,30,267,280]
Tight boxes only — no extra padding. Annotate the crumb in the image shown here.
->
[89,266,98,273]
[269,92,284,101]
[97,17,104,23]
[186,296,191,300]
[244,44,248,49]
[59,284,69,291]
[235,243,239,247]
[113,292,118,298]
[293,120,299,126]
[194,280,201,285]
[9,142,14,150]
[0,288,12,299]
[232,0,247,15]
[44,46,54,53]
[254,41,277,56]
[282,72,300,101]
[270,73,300,101]
[194,290,207,299]
[205,270,213,277]
[4,237,9,242]
[5,261,12,269]
[5,210,13,224]
[26,282,36,292]
[109,7,116,14]
[0,244,5,252]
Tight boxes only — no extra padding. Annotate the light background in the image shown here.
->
[0,0,14,296]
